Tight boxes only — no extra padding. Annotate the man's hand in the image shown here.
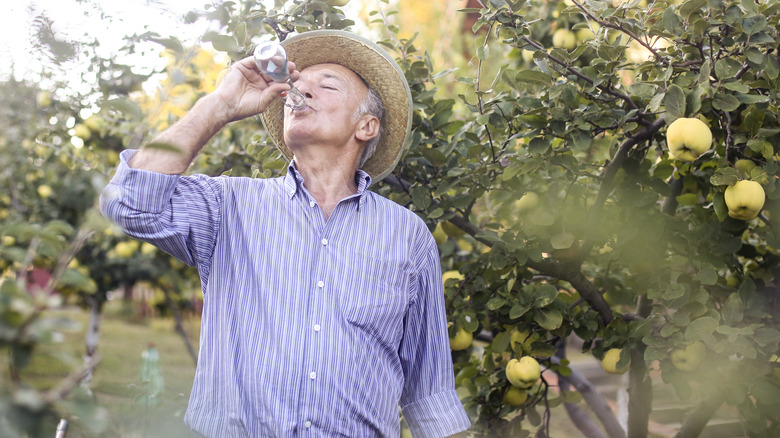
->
[211,57,300,125]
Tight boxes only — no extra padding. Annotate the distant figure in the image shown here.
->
[139,342,164,406]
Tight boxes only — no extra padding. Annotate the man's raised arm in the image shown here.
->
[129,57,297,175]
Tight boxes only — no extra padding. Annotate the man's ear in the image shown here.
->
[355,115,380,142]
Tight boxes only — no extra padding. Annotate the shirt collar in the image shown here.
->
[284,161,372,207]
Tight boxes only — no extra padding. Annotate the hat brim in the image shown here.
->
[259,30,412,181]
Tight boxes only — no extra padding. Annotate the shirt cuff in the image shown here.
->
[104,149,181,214]
[402,389,471,438]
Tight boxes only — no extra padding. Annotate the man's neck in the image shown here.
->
[293,152,360,220]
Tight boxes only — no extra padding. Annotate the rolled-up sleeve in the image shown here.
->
[99,149,222,281]
[399,229,471,437]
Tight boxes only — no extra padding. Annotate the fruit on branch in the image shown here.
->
[601,348,630,374]
[552,29,577,50]
[449,327,472,351]
[670,341,706,372]
[734,159,757,177]
[506,356,541,388]
[441,220,465,238]
[516,191,540,214]
[665,117,712,162]
[503,386,528,406]
[724,180,765,221]
[433,223,447,245]
[442,270,464,287]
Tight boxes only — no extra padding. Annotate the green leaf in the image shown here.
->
[765,56,780,79]
[410,186,431,210]
[570,129,592,151]
[723,81,750,93]
[712,94,741,111]
[684,316,719,342]
[210,35,240,53]
[663,8,683,34]
[146,36,184,54]
[679,0,707,19]
[753,327,780,346]
[676,193,699,206]
[722,293,744,325]
[742,15,767,35]
[550,232,575,250]
[529,209,555,226]
[492,330,511,353]
[686,85,704,115]
[735,93,769,104]
[533,284,559,308]
[663,283,686,300]
[476,45,489,61]
[528,136,550,154]
[102,98,142,120]
[715,58,742,79]
[745,48,765,66]
[534,309,563,330]
[664,84,686,121]
[710,167,741,186]
[510,303,531,319]
[59,269,97,294]
[694,265,718,285]
[697,59,711,85]
[514,70,553,87]
[486,297,508,310]
[461,312,479,332]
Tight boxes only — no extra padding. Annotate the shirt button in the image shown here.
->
[321,238,328,246]
[317,280,324,288]
[309,200,316,208]
[304,421,312,429]
[309,371,316,380]
[314,324,321,332]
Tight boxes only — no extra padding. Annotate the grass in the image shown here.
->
[10,302,200,437]
[7,303,646,438]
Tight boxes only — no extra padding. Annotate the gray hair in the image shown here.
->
[356,86,384,167]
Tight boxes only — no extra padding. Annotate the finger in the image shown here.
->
[287,61,301,82]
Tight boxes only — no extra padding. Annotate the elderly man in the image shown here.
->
[100,30,470,437]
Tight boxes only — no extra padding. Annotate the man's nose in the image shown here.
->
[293,80,313,99]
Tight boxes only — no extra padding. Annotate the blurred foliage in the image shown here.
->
[5,0,780,436]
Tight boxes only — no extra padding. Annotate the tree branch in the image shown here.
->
[551,356,626,438]
[570,0,669,66]
[42,353,102,405]
[578,117,667,266]
[673,391,726,438]
[520,36,639,111]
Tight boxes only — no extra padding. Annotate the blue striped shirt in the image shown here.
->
[100,150,470,437]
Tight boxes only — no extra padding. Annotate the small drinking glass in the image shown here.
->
[253,41,308,111]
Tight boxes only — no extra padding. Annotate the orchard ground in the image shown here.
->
[13,300,743,437]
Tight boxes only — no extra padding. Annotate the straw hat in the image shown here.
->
[259,30,412,181]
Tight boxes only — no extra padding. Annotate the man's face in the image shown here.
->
[282,63,370,152]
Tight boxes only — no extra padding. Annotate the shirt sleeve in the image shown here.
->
[99,149,222,281]
[399,225,471,438]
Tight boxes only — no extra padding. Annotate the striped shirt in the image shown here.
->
[100,149,471,437]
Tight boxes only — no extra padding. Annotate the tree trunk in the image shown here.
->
[81,295,103,393]
[122,283,133,301]
[160,285,198,366]
[626,348,652,438]
[627,296,653,438]
[552,355,626,438]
